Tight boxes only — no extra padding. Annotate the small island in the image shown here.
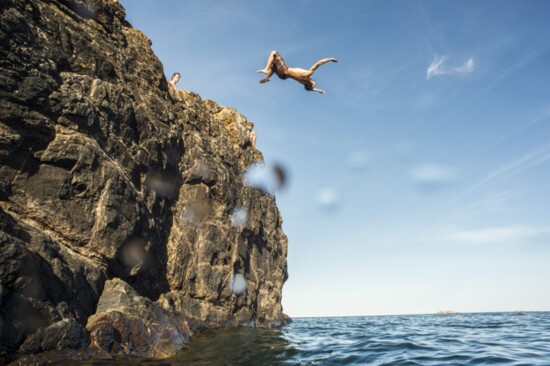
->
[436,310,460,315]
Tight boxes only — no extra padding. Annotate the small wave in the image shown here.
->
[469,355,517,364]
[85,312,550,366]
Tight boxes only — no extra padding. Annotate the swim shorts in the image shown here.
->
[271,52,288,80]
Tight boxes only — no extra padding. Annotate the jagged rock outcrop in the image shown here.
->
[0,0,288,362]
[86,278,189,358]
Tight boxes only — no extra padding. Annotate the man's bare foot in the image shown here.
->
[259,77,270,84]
[257,69,270,74]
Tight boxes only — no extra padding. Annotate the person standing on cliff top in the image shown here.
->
[169,72,181,88]
[246,122,256,149]
[257,51,338,94]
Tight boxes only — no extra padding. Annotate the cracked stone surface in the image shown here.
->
[0,0,289,361]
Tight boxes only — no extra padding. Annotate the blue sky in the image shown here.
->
[122,0,550,317]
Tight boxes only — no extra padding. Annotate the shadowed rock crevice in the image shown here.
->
[1,0,288,363]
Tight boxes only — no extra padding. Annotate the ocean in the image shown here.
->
[79,312,550,365]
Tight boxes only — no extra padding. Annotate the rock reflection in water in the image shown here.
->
[173,327,295,365]
[68,327,295,365]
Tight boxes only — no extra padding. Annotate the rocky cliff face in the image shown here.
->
[0,0,288,361]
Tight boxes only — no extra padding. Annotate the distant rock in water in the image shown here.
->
[0,0,289,362]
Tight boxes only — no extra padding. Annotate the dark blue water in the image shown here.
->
[80,312,550,365]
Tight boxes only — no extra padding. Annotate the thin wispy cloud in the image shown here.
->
[492,108,550,147]
[426,55,447,79]
[426,56,475,79]
[443,226,550,245]
[336,59,417,111]
[455,57,475,73]
[448,146,550,208]
[454,189,526,216]
[473,146,550,189]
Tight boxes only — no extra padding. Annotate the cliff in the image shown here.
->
[0,0,289,362]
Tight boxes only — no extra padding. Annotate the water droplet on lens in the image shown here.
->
[316,188,341,212]
[273,164,287,189]
[120,237,147,269]
[231,274,247,296]
[230,206,248,228]
[346,151,369,171]
[244,162,288,194]
[181,203,213,225]
[410,163,456,193]
[148,173,176,197]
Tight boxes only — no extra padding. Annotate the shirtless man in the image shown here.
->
[257,51,338,94]
[169,72,181,88]
[246,122,256,148]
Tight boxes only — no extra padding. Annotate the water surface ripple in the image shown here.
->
[79,312,550,365]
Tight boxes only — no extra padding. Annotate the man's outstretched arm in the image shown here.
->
[309,58,338,72]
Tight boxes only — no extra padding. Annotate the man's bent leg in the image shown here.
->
[258,50,278,74]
